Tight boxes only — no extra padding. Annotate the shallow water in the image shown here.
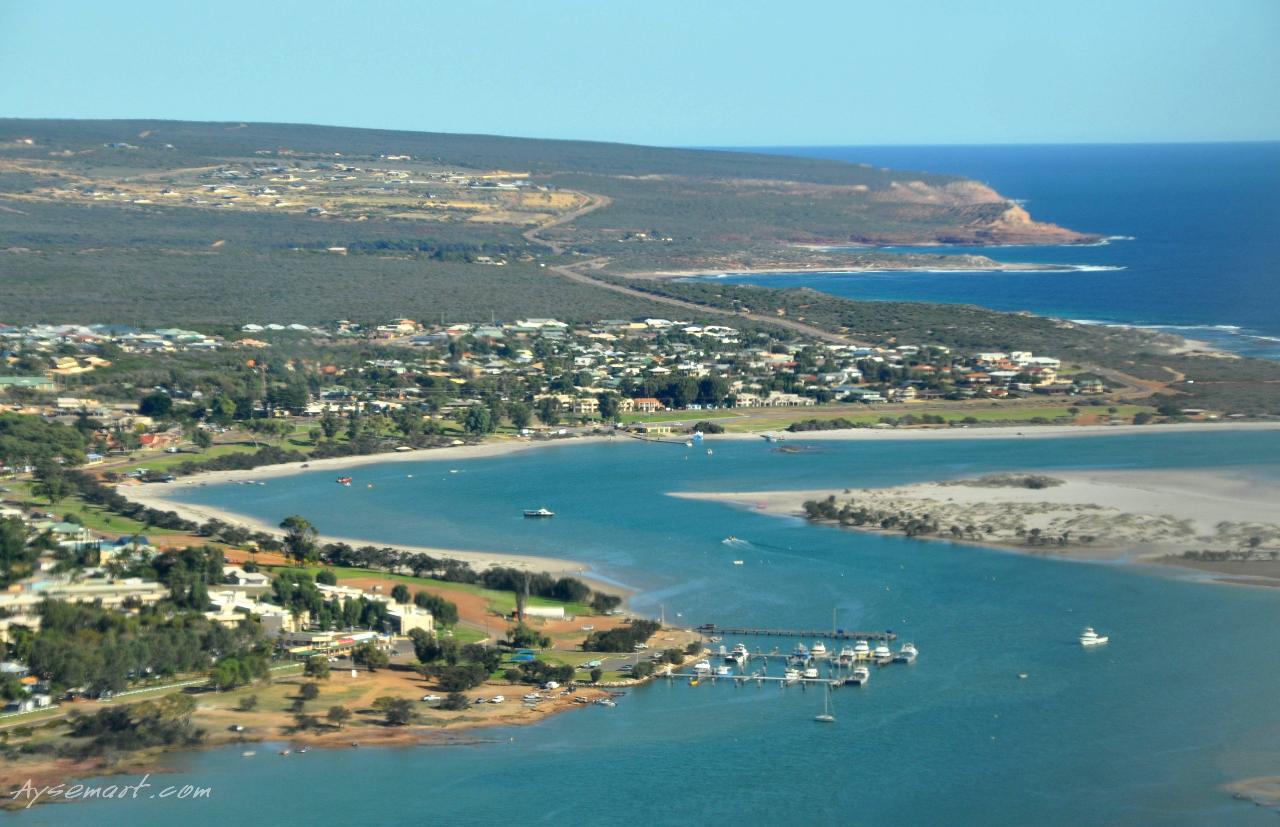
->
[21,431,1280,825]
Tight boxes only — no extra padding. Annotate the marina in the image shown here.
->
[696,624,897,641]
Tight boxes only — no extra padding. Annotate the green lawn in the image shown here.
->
[272,565,594,618]
[128,443,261,472]
[620,409,743,425]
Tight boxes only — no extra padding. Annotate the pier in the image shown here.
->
[696,624,897,642]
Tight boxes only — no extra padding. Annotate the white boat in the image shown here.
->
[523,507,555,518]
[893,642,919,664]
[693,660,712,674]
[837,645,855,666]
[810,641,828,658]
[847,665,871,686]
[783,668,801,684]
[814,687,835,723]
[1080,627,1110,647]
[873,642,893,661]
[802,666,820,679]
[731,643,750,665]
[715,665,734,677]
[853,639,870,659]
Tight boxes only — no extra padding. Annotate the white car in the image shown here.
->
[421,694,442,702]
[489,695,505,704]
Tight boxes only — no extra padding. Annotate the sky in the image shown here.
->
[2,1,1277,146]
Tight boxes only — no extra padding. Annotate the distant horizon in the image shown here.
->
[2,115,1276,152]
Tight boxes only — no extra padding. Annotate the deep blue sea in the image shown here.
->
[714,143,1280,359]
[20,431,1280,826]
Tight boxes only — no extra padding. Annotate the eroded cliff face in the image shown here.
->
[849,179,1099,245]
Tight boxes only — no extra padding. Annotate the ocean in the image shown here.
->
[712,143,1280,360]
[22,430,1280,826]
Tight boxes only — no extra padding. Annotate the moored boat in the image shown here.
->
[1080,627,1110,647]
[811,641,828,658]
[893,642,919,664]
[846,665,871,686]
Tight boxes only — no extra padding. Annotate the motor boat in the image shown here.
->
[894,642,919,664]
[1080,627,1110,647]
[810,641,828,658]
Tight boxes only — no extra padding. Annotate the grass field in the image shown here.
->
[274,566,593,618]
[716,404,1155,433]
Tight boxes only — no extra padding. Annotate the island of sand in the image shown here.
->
[673,470,1280,586]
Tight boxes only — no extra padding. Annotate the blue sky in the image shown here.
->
[2,1,1276,146]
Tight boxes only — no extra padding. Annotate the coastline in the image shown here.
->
[622,261,1061,280]
[670,467,1280,585]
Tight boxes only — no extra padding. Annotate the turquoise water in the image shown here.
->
[20,431,1280,825]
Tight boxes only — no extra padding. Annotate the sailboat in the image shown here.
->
[814,685,835,723]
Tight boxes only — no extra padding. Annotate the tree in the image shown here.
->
[589,667,603,683]
[138,392,173,418]
[439,691,470,711]
[353,643,389,672]
[391,584,411,604]
[319,409,340,440]
[279,515,318,563]
[597,393,620,422]
[192,429,213,451]
[373,696,414,726]
[0,516,35,586]
[462,406,494,435]
[315,569,337,585]
[32,461,72,505]
[303,655,330,681]
[535,397,561,426]
[508,403,532,430]
[327,705,351,730]
[299,682,320,701]
[408,628,442,664]
[503,668,522,684]
[236,694,258,712]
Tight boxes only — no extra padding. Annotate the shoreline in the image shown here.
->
[623,261,1063,280]
[671,467,1280,585]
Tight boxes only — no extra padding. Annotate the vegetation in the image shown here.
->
[583,619,661,653]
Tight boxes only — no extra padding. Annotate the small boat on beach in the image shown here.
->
[1080,627,1110,647]
[523,507,555,518]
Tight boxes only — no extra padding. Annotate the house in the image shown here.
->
[223,566,271,588]
[632,397,662,414]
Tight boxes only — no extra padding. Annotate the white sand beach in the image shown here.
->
[673,468,1280,581]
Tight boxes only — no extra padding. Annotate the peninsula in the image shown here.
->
[674,469,1280,586]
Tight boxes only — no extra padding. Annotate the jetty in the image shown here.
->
[696,624,896,642]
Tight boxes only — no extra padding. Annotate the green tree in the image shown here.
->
[138,392,173,418]
[327,705,351,730]
[439,691,470,711]
[597,393,620,422]
[279,515,318,564]
[373,696,414,726]
[462,406,494,435]
[303,655,330,681]
[32,461,72,505]
[236,694,258,712]
[508,403,532,430]
[391,584,411,604]
[319,409,340,440]
[192,428,213,451]
[299,682,320,701]
[535,397,561,426]
[590,667,603,683]
[353,643,389,672]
